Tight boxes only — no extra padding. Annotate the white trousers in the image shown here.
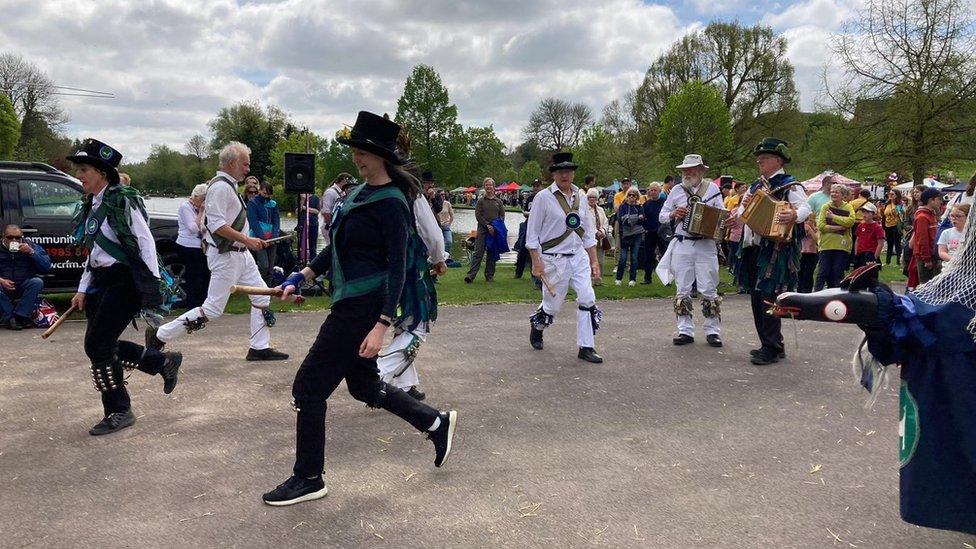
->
[157,247,272,349]
[672,238,720,337]
[538,252,597,348]
[377,328,427,389]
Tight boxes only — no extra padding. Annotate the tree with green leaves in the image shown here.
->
[517,160,544,185]
[633,22,797,158]
[0,93,19,160]
[829,0,976,184]
[395,64,460,178]
[208,101,292,180]
[656,81,734,170]
[464,125,510,181]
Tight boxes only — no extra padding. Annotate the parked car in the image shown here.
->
[0,161,180,293]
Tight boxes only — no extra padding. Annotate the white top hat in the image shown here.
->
[676,154,708,169]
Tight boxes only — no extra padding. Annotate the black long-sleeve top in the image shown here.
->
[309,184,408,317]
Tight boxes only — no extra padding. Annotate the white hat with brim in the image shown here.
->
[676,154,708,170]
[860,202,878,213]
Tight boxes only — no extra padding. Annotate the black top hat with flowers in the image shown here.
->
[548,151,578,173]
[421,171,434,182]
[753,137,791,164]
[337,111,404,165]
[67,138,123,185]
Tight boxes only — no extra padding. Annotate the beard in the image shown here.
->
[682,174,703,188]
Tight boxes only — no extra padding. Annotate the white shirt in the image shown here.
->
[176,199,203,248]
[321,184,343,241]
[78,186,161,293]
[659,179,725,238]
[736,169,812,247]
[413,196,448,263]
[525,183,597,254]
[203,171,248,247]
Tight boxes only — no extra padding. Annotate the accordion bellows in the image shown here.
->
[742,188,794,242]
[682,202,729,240]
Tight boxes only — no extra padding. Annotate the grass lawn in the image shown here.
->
[42,256,908,316]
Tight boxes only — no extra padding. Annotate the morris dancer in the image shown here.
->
[263,111,457,506]
[146,142,288,362]
[735,138,810,365]
[376,177,449,401]
[525,152,603,364]
[658,154,724,347]
[67,139,182,435]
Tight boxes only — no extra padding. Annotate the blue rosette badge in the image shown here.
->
[565,212,582,230]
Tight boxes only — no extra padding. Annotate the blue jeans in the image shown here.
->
[0,277,43,321]
[442,227,453,258]
[815,249,849,291]
[616,235,642,281]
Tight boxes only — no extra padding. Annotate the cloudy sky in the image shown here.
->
[0,0,858,162]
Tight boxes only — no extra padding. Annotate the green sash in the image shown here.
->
[330,184,410,305]
[540,189,585,251]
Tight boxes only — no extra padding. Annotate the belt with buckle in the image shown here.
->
[542,252,576,257]
[675,235,703,242]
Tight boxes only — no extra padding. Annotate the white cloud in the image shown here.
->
[0,0,851,162]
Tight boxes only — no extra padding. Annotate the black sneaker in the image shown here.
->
[706,334,723,348]
[463,276,473,284]
[429,410,458,468]
[246,348,289,361]
[750,348,786,359]
[672,334,695,346]
[8,317,22,331]
[262,475,328,506]
[161,352,182,394]
[145,326,165,352]
[406,386,426,401]
[530,327,544,350]
[89,410,136,436]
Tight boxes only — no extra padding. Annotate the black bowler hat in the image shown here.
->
[421,171,434,182]
[753,137,791,164]
[67,138,123,185]
[548,151,578,173]
[337,111,404,165]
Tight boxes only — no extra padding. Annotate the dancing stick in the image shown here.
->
[538,273,557,298]
[230,285,305,304]
[42,305,78,340]
[262,234,295,246]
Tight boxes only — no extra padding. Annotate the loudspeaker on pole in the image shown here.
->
[284,152,316,194]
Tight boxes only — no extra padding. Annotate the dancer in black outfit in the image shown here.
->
[263,112,457,506]
[68,139,182,435]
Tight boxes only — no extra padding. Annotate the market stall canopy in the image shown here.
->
[518,184,533,192]
[449,186,468,193]
[893,178,949,192]
[800,171,861,193]
[497,182,521,192]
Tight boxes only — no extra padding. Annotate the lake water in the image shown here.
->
[144,197,522,260]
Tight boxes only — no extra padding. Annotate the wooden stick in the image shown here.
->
[229,285,304,304]
[263,234,295,246]
[42,305,77,340]
[538,273,557,298]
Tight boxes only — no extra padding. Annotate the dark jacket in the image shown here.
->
[475,195,506,231]
[0,241,52,285]
[247,194,281,239]
[617,202,645,239]
[642,197,665,232]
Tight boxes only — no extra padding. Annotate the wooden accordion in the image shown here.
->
[681,202,730,240]
[741,188,794,242]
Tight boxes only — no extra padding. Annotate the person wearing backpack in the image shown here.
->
[67,139,183,436]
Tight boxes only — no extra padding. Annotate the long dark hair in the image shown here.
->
[384,159,422,202]
[887,188,902,205]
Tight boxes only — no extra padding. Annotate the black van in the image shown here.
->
[0,162,180,293]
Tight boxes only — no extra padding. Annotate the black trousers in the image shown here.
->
[515,247,530,278]
[291,293,440,478]
[642,230,666,282]
[466,228,497,280]
[797,252,818,293]
[177,244,211,310]
[85,265,165,416]
[884,226,902,264]
[815,250,849,291]
[742,246,784,354]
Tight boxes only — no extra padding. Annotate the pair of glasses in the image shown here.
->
[4,235,22,241]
